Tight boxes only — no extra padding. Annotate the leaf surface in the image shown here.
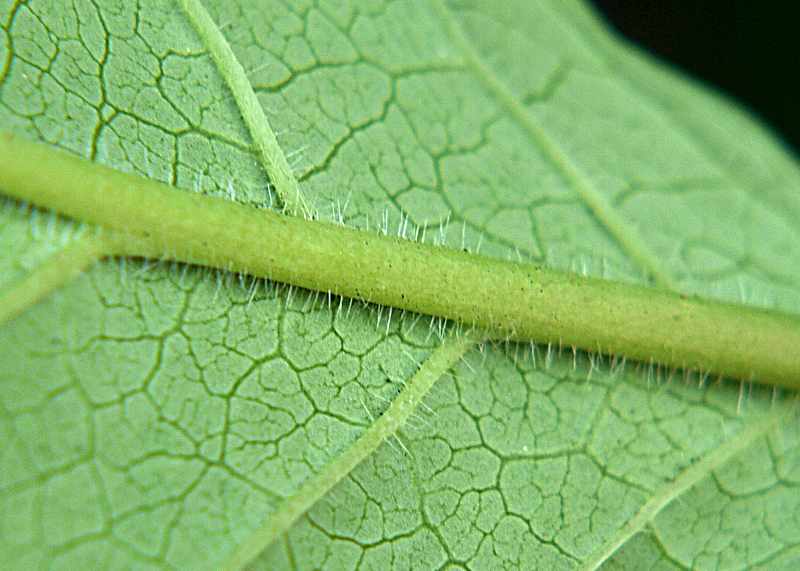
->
[1,1,800,570]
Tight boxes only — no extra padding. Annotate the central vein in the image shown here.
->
[1,132,799,390]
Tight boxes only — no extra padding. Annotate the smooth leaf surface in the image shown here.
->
[2,1,800,570]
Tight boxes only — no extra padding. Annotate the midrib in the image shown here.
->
[0,4,794,571]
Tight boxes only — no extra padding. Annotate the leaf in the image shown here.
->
[1,1,799,570]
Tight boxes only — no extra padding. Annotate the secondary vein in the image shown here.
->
[221,334,476,570]
[177,0,311,218]
[431,0,673,288]
[578,405,794,571]
[0,233,109,325]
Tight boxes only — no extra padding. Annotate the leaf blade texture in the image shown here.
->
[1,1,799,570]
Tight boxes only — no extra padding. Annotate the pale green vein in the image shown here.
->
[579,404,796,571]
[0,233,109,325]
[431,0,673,288]
[3,135,799,388]
[753,544,800,570]
[172,3,444,564]
[176,0,311,218]
[222,334,476,571]
[171,6,476,568]
[3,133,800,570]
[547,0,800,227]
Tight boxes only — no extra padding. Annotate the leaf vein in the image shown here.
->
[431,0,673,288]
[221,334,476,570]
[0,232,108,325]
[176,0,310,217]
[579,405,794,570]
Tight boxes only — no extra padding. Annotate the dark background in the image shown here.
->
[589,1,798,156]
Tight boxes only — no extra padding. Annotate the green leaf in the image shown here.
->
[1,1,799,570]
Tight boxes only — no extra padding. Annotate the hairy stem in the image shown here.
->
[1,132,799,389]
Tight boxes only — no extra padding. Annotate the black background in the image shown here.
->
[589,1,798,156]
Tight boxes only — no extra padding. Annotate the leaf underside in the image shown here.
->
[1,1,800,570]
